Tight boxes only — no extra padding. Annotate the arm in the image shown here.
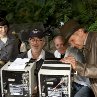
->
[76,34,97,78]
[61,34,97,78]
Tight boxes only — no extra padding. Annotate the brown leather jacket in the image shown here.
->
[76,32,97,97]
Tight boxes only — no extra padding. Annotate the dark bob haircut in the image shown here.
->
[0,17,9,28]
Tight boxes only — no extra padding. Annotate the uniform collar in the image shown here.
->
[27,49,45,61]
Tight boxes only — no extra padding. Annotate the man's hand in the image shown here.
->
[60,55,77,70]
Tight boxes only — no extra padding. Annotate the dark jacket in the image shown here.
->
[18,50,55,74]
[76,32,97,97]
[17,50,55,97]
[0,35,19,62]
[18,50,55,59]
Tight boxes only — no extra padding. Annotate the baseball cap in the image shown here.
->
[29,28,45,39]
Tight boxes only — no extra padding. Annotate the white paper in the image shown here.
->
[8,58,30,70]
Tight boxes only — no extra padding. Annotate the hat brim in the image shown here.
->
[60,20,81,43]
[29,34,45,39]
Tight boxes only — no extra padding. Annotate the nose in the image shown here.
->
[31,40,38,44]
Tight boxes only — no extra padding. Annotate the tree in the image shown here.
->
[1,0,97,30]
[0,0,71,25]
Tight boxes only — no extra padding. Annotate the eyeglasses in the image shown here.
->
[29,38,43,42]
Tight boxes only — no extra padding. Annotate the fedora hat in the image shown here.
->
[60,19,81,43]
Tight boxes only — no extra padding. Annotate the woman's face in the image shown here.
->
[0,25,8,37]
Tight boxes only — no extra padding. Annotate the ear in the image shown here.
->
[42,40,46,49]
[43,40,46,46]
[28,38,31,43]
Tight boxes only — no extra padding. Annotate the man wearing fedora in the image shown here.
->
[60,20,96,97]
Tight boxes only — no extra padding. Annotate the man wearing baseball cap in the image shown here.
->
[60,20,96,97]
[18,27,55,96]
[18,28,54,59]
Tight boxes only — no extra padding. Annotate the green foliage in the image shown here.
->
[88,20,97,32]
[0,0,71,25]
[0,0,97,30]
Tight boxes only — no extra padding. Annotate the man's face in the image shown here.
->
[68,29,85,49]
[0,25,8,37]
[29,37,45,53]
[54,38,65,51]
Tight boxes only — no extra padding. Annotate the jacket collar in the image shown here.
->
[83,32,92,52]
[27,49,45,61]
